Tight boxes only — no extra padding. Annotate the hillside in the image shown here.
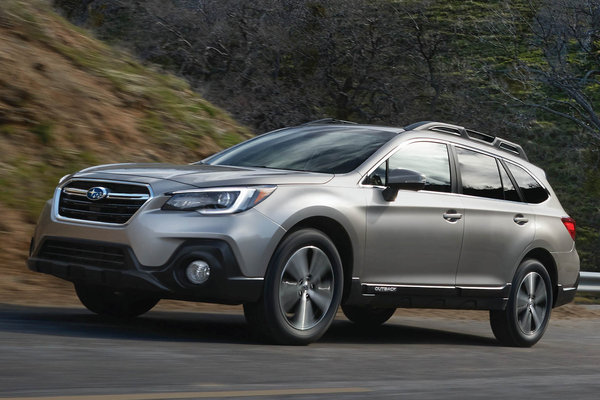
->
[0,0,248,304]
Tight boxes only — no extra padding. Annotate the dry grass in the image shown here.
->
[0,0,250,305]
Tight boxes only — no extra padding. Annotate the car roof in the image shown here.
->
[301,119,528,162]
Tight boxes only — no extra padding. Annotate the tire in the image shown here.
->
[342,305,396,326]
[489,259,553,347]
[75,283,159,319]
[244,229,344,345]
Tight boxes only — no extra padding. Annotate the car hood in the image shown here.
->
[71,163,334,188]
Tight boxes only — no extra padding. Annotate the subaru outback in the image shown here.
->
[28,120,580,346]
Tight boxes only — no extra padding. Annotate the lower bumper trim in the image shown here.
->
[28,237,264,304]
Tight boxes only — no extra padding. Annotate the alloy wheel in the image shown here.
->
[278,246,334,330]
[516,272,548,335]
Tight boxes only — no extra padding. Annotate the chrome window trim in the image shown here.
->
[54,178,154,226]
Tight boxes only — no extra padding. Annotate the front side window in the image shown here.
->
[456,147,503,200]
[506,163,549,204]
[368,142,451,192]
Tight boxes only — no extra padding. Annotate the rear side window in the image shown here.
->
[373,142,451,192]
[456,147,503,200]
[506,163,549,204]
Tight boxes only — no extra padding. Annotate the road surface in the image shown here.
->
[1,304,599,399]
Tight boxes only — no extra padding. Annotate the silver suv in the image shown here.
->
[28,120,580,346]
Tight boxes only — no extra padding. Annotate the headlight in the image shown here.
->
[162,186,276,214]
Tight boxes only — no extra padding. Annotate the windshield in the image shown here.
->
[205,126,398,173]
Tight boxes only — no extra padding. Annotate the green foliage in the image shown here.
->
[30,123,53,145]
[216,132,245,149]
[0,124,16,136]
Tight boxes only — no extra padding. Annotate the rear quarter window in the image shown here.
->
[506,163,549,204]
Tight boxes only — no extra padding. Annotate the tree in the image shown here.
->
[489,0,600,140]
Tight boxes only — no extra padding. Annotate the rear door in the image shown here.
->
[363,141,464,286]
[453,147,535,287]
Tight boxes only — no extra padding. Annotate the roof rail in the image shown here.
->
[404,121,528,161]
[302,118,357,126]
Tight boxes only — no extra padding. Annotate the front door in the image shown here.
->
[363,141,464,286]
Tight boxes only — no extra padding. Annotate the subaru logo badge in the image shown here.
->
[86,187,108,201]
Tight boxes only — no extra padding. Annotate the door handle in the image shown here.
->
[513,214,529,225]
[443,211,463,221]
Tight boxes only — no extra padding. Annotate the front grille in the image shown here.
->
[38,239,127,269]
[58,180,151,224]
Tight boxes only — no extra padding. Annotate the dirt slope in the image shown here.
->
[0,0,248,305]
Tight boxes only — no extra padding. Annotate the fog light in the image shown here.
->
[186,260,210,284]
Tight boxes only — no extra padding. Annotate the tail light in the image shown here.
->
[561,217,576,241]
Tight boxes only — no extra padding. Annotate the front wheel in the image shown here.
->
[244,229,343,345]
[489,259,553,347]
[75,283,159,319]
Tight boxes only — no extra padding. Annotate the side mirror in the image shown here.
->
[382,169,426,201]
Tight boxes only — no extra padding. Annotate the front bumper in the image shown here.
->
[29,190,287,303]
[28,237,263,304]
[32,196,286,277]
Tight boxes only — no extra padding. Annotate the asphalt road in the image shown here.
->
[1,304,599,400]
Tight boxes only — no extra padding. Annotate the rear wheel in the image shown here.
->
[244,229,343,345]
[489,259,552,347]
[342,305,396,326]
[75,283,159,318]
